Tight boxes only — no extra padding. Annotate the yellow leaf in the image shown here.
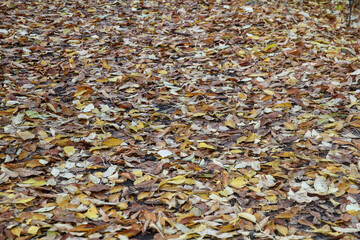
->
[137,120,144,129]
[285,78,298,86]
[33,180,47,187]
[133,135,144,141]
[238,93,247,100]
[245,109,258,118]
[85,205,99,219]
[132,170,143,177]
[231,149,242,154]
[110,185,124,194]
[236,136,247,144]
[89,146,109,152]
[158,70,168,75]
[185,178,196,185]
[23,179,46,187]
[284,122,295,130]
[95,78,109,83]
[160,175,186,187]
[230,177,248,188]
[11,226,22,237]
[137,191,152,200]
[64,146,75,157]
[248,35,259,40]
[102,138,124,147]
[274,102,292,108]
[134,175,152,185]
[238,212,257,223]
[192,112,206,117]
[118,202,128,210]
[167,175,186,184]
[245,133,260,143]
[28,226,40,235]
[278,152,294,158]
[263,43,277,51]
[324,121,343,130]
[75,212,86,219]
[17,131,35,140]
[198,142,216,150]
[37,130,48,139]
[236,50,246,56]
[265,195,277,202]
[102,59,111,70]
[74,89,87,97]
[161,192,176,200]
[33,214,47,221]
[275,212,295,219]
[108,76,123,82]
[16,197,36,204]
[225,121,236,128]
[129,125,138,132]
[23,179,36,184]
[248,72,268,77]
[94,119,105,126]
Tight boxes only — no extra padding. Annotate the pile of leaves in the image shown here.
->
[1,0,360,239]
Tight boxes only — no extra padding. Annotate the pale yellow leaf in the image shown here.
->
[16,197,36,204]
[118,202,128,210]
[167,175,186,184]
[134,175,152,185]
[245,133,260,143]
[23,179,47,187]
[185,178,196,185]
[89,146,109,152]
[285,78,298,86]
[64,146,75,157]
[28,226,40,235]
[192,112,206,117]
[276,224,289,236]
[132,170,143,177]
[236,136,247,144]
[37,130,48,139]
[137,191,152,200]
[284,122,296,130]
[17,131,35,140]
[158,70,168,75]
[238,212,257,223]
[225,121,236,128]
[11,226,22,237]
[263,89,275,95]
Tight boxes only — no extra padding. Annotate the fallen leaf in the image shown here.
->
[198,142,216,149]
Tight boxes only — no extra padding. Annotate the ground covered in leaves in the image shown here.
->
[1,0,360,239]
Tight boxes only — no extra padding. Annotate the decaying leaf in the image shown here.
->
[1,0,360,239]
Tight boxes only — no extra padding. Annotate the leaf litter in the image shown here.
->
[1,0,360,239]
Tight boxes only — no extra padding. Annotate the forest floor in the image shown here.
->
[1,0,360,239]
